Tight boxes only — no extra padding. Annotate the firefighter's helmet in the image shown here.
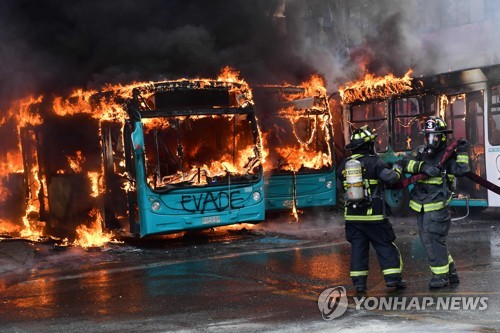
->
[345,125,377,150]
[421,116,452,134]
[421,116,452,150]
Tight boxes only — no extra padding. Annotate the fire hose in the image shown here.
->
[387,138,500,221]
[463,171,500,195]
[390,139,500,195]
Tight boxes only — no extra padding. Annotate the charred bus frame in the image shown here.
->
[19,113,103,237]
[253,86,336,212]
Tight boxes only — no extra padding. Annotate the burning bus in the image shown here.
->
[102,77,265,237]
[0,91,118,244]
[252,77,336,218]
[0,96,44,238]
[340,65,500,216]
[0,69,265,241]
[10,91,126,243]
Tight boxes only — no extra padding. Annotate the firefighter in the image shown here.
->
[397,116,469,289]
[337,125,405,293]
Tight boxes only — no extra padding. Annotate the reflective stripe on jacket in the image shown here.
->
[404,145,470,212]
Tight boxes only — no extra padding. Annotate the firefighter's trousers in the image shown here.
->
[417,207,454,275]
[345,222,403,286]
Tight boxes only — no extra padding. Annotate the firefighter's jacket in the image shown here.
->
[337,153,401,222]
[403,144,470,212]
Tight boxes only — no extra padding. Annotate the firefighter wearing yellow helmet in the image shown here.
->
[337,125,406,293]
[396,116,470,288]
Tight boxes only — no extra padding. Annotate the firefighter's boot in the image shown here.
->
[448,263,460,284]
[352,276,367,293]
[386,279,407,289]
[429,274,449,289]
[385,274,407,289]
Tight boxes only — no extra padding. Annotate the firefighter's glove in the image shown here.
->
[392,162,404,179]
[421,163,440,177]
[456,138,469,153]
[394,159,407,169]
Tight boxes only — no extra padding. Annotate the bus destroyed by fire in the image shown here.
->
[115,74,266,237]
[0,68,266,245]
[2,64,500,248]
[253,76,336,221]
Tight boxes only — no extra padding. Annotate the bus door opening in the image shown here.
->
[486,84,500,207]
[444,92,487,201]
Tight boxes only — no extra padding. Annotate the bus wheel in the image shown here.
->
[385,188,410,217]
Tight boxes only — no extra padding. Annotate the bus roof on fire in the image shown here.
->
[129,79,254,117]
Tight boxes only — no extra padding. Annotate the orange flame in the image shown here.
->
[0,219,21,235]
[52,84,143,123]
[217,66,241,83]
[19,203,44,241]
[471,146,484,191]
[407,136,412,150]
[339,70,415,104]
[274,147,330,172]
[256,76,331,222]
[87,172,101,197]
[67,151,85,173]
[299,75,327,97]
[260,76,332,173]
[17,95,44,128]
[220,223,256,231]
[0,179,9,203]
[0,96,43,179]
[0,152,24,178]
[73,208,117,247]
[1,66,256,239]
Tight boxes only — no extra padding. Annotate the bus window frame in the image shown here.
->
[465,91,484,146]
[489,84,500,146]
[349,100,389,152]
[141,112,262,191]
[134,99,264,190]
[445,94,467,141]
[391,96,431,152]
[443,91,485,145]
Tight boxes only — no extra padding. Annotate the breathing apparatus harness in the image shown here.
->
[343,153,385,209]
[343,125,380,208]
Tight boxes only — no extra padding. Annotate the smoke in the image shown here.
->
[2,0,498,107]
[0,0,318,110]
[288,0,500,88]
[1,0,499,236]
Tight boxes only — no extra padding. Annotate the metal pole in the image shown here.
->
[154,129,161,186]
[176,119,185,181]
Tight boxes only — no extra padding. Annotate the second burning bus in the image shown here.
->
[253,81,336,216]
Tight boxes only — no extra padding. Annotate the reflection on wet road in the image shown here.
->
[1,210,499,332]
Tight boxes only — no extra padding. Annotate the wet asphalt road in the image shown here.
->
[0,208,499,332]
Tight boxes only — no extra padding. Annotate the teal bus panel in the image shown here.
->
[131,121,265,237]
[137,181,265,237]
[450,198,488,207]
[264,170,336,211]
